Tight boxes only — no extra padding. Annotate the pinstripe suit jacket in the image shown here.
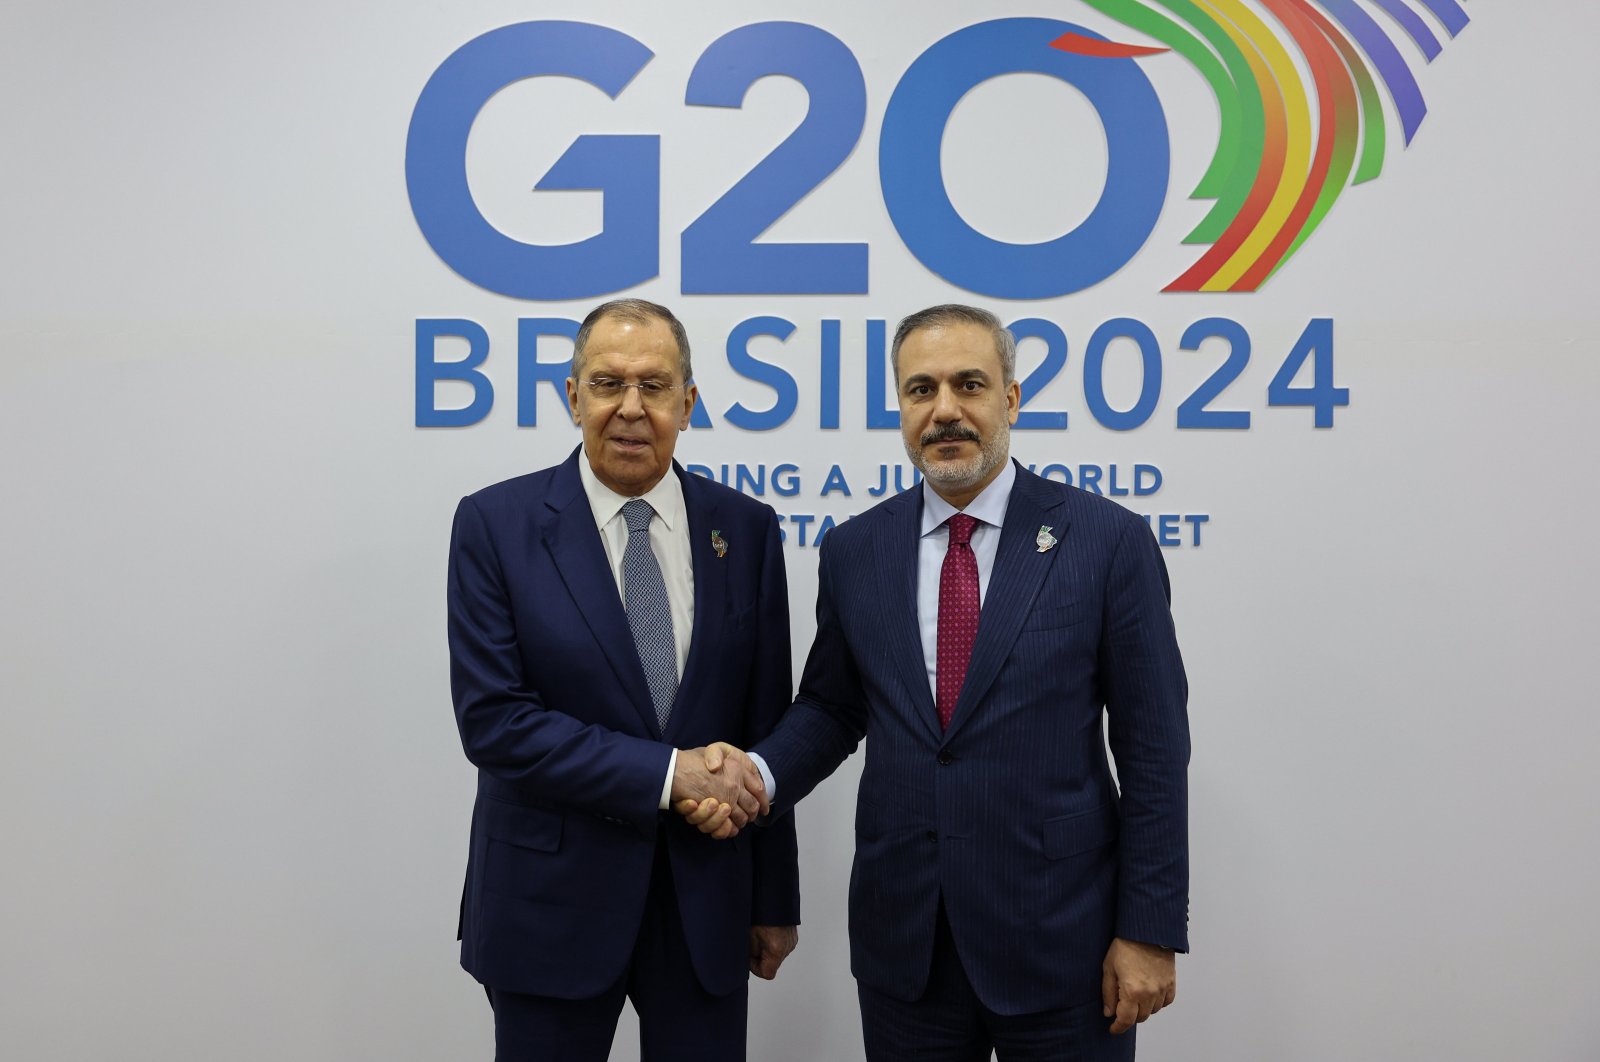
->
[755,461,1187,1015]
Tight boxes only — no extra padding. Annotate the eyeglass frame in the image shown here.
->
[577,374,687,408]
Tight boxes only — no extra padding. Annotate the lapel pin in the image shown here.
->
[1036,525,1057,553]
[711,530,728,558]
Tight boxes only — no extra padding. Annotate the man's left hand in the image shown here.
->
[749,925,798,980]
[1101,937,1176,1034]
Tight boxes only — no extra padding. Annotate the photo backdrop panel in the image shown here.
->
[2,3,1598,1059]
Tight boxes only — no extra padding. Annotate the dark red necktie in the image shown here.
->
[936,514,980,730]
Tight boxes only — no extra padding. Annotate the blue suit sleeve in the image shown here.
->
[745,514,801,926]
[1100,517,1191,951]
[447,495,670,832]
[752,533,867,813]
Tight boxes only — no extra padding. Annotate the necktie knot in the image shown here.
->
[947,513,978,547]
[621,498,655,534]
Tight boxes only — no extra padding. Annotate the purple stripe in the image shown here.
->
[1371,0,1441,61]
[1415,0,1470,37]
[1317,0,1428,143]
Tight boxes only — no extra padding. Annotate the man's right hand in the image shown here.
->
[670,743,769,838]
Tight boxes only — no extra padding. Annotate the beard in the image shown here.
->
[904,420,1010,495]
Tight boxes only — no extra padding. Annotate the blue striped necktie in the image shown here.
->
[621,498,678,730]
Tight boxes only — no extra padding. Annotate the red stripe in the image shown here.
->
[1236,0,1350,290]
[1049,32,1168,59]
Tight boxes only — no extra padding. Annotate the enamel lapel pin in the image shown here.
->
[1036,525,1057,553]
[711,530,728,558]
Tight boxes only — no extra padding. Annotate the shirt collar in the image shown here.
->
[578,452,685,533]
[920,459,1016,537]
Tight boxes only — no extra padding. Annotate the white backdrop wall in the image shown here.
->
[3,2,1598,1059]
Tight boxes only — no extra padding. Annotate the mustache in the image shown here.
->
[921,425,981,447]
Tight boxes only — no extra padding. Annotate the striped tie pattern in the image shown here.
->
[621,498,678,730]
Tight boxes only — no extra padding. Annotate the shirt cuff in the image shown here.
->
[747,751,776,800]
[658,748,678,811]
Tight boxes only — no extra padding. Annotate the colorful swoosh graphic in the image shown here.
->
[1053,0,1469,291]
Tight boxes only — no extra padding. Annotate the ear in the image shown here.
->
[1005,377,1021,426]
[678,382,699,431]
[565,376,581,426]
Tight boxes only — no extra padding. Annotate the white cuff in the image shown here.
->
[658,748,678,811]
[747,751,776,801]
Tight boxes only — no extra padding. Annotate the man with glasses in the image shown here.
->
[446,298,799,1060]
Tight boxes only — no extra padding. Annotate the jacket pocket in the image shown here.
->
[485,799,563,853]
[1042,805,1116,860]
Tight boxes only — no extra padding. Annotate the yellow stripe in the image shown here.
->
[1200,0,1313,290]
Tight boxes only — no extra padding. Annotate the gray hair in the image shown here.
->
[890,304,1016,385]
[571,298,693,383]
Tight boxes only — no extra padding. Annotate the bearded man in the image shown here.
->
[693,303,1190,1061]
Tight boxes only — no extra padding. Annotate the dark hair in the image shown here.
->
[571,299,692,382]
[890,304,1016,384]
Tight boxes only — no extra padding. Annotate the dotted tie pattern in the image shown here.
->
[936,513,980,731]
[621,499,678,731]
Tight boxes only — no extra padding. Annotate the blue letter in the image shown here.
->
[821,465,851,496]
[1135,464,1163,495]
[406,22,659,299]
[864,319,897,429]
[724,317,799,430]
[819,320,843,429]
[417,318,492,427]
[773,464,801,497]
[516,318,578,426]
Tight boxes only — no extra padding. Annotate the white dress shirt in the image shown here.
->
[916,460,1015,699]
[753,461,1018,800]
[578,456,694,808]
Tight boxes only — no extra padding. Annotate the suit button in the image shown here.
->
[937,751,953,765]
[926,830,938,842]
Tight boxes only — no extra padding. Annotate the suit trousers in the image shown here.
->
[857,901,1135,1062]
[487,835,748,1062]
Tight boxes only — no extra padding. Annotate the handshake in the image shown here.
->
[670,742,769,840]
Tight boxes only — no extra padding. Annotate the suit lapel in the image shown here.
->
[539,450,661,737]
[945,467,1070,739]
[875,488,943,742]
[665,466,724,744]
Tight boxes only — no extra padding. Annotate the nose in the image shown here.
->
[617,383,647,417]
[931,383,963,422]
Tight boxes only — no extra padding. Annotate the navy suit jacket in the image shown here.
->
[755,462,1187,1015]
[447,448,800,999]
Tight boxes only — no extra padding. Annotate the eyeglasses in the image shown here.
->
[582,377,683,408]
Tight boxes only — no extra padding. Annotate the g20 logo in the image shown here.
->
[406,9,1467,299]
